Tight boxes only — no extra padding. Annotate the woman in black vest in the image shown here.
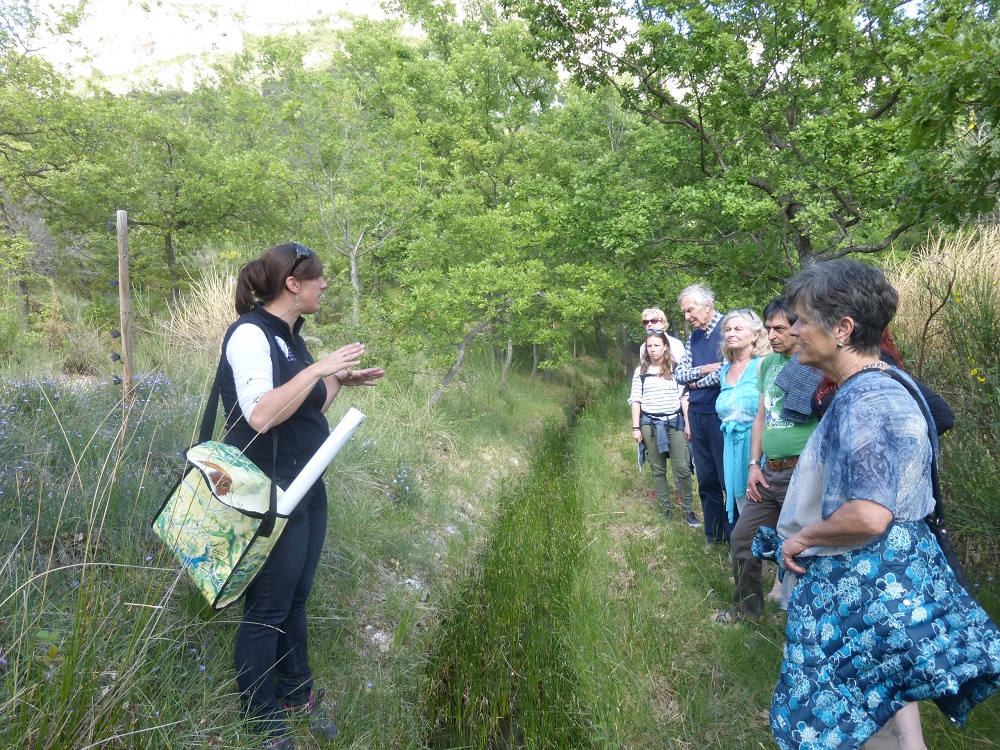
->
[221,242,384,750]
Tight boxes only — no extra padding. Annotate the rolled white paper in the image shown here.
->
[277,407,367,515]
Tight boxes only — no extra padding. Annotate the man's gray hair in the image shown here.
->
[678,284,715,308]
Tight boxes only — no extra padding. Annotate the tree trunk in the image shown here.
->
[428,319,490,406]
[164,232,180,302]
[544,343,553,382]
[621,322,634,373]
[17,277,29,320]
[348,250,362,326]
[532,344,541,378]
[498,337,514,398]
[595,316,608,358]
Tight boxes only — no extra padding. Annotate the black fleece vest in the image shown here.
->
[219,305,328,478]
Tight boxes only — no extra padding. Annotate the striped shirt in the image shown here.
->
[629,368,683,416]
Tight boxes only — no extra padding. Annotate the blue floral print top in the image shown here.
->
[777,369,935,556]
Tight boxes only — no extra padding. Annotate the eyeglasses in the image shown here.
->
[645,328,665,335]
[642,319,663,325]
[287,242,312,278]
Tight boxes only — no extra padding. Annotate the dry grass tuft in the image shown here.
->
[886,225,1000,378]
[157,271,236,358]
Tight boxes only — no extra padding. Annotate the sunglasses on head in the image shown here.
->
[288,242,312,278]
[733,307,760,321]
[642,319,663,325]
[645,328,666,336]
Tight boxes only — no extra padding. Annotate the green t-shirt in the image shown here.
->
[758,352,819,460]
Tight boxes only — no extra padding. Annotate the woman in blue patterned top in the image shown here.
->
[754,260,1000,749]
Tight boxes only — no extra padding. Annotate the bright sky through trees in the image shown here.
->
[39,0,384,80]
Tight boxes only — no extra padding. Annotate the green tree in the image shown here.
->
[31,82,290,302]
[904,2,1000,220]
[0,1,84,313]
[503,0,969,270]
[245,23,436,324]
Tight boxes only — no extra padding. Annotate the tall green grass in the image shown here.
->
[0,372,233,749]
[0,336,589,750]
[424,422,588,749]
[888,226,1000,574]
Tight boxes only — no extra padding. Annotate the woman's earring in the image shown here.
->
[836,340,844,348]
[295,293,300,307]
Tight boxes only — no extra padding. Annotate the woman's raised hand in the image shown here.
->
[316,343,366,377]
[336,367,386,386]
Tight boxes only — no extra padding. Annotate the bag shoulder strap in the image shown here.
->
[200,319,283,537]
[879,369,941,523]
[880,368,970,589]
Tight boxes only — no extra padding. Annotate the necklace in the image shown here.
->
[859,362,886,373]
[841,361,886,385]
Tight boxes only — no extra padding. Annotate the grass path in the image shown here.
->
[420,383,1000,749]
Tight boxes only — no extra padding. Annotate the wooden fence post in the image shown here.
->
[116,210,135,400]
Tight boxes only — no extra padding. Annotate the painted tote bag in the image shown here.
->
[153,439,285,609]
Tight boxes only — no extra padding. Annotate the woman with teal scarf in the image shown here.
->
[716,309,770,523]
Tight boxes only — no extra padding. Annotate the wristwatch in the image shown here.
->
[748,459,760,467]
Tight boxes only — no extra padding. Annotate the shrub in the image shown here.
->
[60,328,105,376]
[887,226,1000,572]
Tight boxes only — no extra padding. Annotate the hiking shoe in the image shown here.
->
[684,512,702,528]
[283,690,338,742]
[710,609,742,624]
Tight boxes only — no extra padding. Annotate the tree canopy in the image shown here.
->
[1,0,998,396]
[503,0,999,271]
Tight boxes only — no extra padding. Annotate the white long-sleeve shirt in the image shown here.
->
[225,323,286,421]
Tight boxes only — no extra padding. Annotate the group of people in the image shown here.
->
[630,286,770,550]
[629,261,1000,748]
[195,240,999,750]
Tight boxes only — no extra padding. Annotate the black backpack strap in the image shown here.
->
[881,369,969,590]
[200,322,283,538]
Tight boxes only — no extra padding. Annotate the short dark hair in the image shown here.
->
[763,295,796,326]
[785,260,897,356]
